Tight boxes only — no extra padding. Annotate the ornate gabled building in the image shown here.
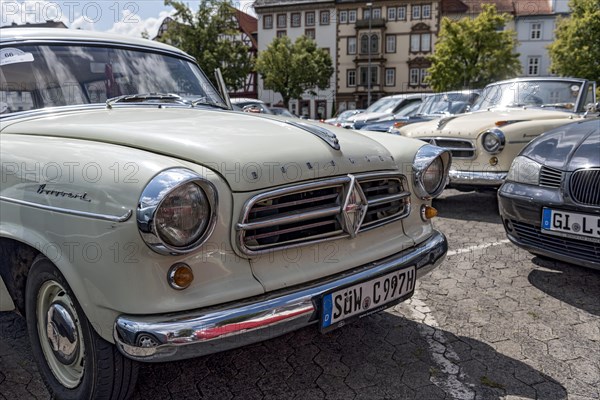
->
[336,1,441,111]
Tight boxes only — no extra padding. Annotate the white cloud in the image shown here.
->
[106,9,173,39]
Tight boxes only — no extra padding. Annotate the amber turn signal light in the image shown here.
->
[168,263,194,290]
[420,205,438,221]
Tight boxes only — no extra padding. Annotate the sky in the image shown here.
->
[0,0,256,38]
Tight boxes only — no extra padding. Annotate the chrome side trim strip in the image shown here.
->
[0,196,132,223]
[448,170,507,186]
[113,230,448,362]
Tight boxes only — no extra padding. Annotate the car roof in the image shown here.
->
[485,76,591,86]
[0,27,190,59]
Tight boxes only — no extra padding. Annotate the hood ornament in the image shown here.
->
[285,120,341,150]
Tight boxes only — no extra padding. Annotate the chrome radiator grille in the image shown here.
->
[569,168,600,206]
[237,173,410,255]
[539,166,563,188]
[420,138,475,159]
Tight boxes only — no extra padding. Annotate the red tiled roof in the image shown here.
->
[441,0,469,14]
[458,0,553,16]
[234,8,258,48]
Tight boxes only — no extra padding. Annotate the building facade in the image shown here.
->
[336,0,441,111]
[254,0,337,119]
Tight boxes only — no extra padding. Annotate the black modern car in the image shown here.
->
[498,118,600,270]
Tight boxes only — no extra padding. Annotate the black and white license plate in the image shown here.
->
[541,208,600,243]
[320,266,416,333]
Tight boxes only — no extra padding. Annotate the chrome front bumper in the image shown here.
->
[448,170,507,187]
[114,230,447,362]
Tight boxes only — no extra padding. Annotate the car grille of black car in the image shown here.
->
[237,173,411,255]
[420,138,475,159]
[539,166,563,188]
[569,168,600,206]
[511,221,600,264]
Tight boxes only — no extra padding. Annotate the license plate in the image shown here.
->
[541,208,600,243]
[320,266,416,333]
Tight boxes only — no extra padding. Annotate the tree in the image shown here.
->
[426,4,521,91]
[255,35,333,107]
[159,0,253,91]
[548,0,600,83]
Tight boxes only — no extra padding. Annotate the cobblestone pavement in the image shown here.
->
[1,190,599,399]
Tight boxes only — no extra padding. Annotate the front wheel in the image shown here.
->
[25,255,138,400]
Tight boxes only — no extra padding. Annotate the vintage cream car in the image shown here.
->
[0,28,450,399]
[395,77,597,191]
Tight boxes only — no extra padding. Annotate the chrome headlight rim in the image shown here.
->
[413,144,452,199]
[137,168,218,255]
[481,128,506,154]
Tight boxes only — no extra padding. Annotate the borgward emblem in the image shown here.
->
[341,175,368,238]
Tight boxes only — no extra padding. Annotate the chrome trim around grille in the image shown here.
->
[236,172,411,256]
[569,168,600,206]
[113,230,447,362]
[419,137,476,159]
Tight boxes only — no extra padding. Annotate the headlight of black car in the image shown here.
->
[137,168,217,255]
[481,128,506,154]
[413,145,452,199]
[506,156,542,185]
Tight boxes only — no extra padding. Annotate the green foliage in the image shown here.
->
[159,0,253,91]
[255,35,333,107]
[427,4,521,91]
[549,0,600,82]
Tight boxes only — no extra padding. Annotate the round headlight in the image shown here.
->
[422,157,444,194]
[482,129,506,154]
[155,182,210,247]
[137,168,217,255]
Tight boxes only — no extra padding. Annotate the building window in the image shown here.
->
[371,34,378,53]
[277,14,287,28]
[339,10,348,23]
[385,68,395,86]
[347,70,356,87]
[372,8,381,19]
[348,37,357,54]
[320,10,330,25]
[291,12,301,27]
[305,28,315,40]
[386,35,396,53]
[277,30,287,38]
[305,11,315,26]
[412,5,421,19]
[388,7,396,21]
[530,22,542,39]
[360,34,378,54]
[360,66,378,85]
[349,10,357,23]
[527,56,541,75]
[398,6,406,20]
[410,33,431,52]
[409,68,420,85]
[263,15,273,29]
[422,4,431,18]
[363,8,370,20]
[420,68,428,85]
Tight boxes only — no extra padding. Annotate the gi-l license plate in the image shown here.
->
[320,266,416,333]
[541,208,600,243]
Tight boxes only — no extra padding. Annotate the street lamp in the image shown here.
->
[366,2,372,108]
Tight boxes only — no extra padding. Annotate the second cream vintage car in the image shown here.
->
[396,77,597,191]
[0,28,449,399]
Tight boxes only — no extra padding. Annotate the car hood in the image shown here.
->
[1,108,399,191]
[400,108,573,139]
[520,119,600,172]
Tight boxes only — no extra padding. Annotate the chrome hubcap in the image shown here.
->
[37,280,85,388]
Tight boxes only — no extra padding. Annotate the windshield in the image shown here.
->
[416,93,473,116]
[0,44,223,115]
[365,98,396,113]
[471,80,583,111]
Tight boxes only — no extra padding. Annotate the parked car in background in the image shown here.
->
[498,118,600,270]
[230,97,274,114]
[398,77,597,191]
[358,101,422,132]
[0,28,450,399]
[342,93,427,130]
[324,109,365,126]
[385,90,480,133]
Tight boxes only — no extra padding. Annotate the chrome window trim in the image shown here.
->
[412,145,452,199]
[137,168,218,255]
[0,196,132,222]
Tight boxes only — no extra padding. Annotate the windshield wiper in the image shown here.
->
[191,98,229,110]
[106,93,190,109]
